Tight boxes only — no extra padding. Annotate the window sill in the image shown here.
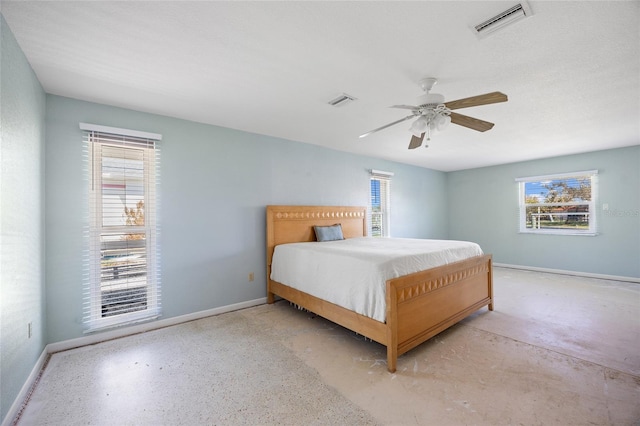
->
[519,230,598,236]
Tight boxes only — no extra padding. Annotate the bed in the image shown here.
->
[266,205,493,373]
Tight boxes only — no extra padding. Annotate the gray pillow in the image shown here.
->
[314,224,344,242]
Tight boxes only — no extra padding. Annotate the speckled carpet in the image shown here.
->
[17,311,378,425]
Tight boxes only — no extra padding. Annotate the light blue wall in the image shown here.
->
[0,15,47,424]
[44,95,448,342]
[447,146,640,278]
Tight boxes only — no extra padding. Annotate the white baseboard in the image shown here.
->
[493,263,640,283]
[2,298,266,425]
[1,348,49,426]
[47,297,267,353]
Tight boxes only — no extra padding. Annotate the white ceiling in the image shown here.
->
[2,1,639,171]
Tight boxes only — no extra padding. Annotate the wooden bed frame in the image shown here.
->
[266,205,493,373]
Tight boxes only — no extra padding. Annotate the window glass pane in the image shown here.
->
[100,232,147,317]
[101,147,145,227]
[524,176,591,203]
[525,205,590,230]
[371,179,381,210]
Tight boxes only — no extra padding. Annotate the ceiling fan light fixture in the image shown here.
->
[436,114,451,131]
[409,116,428,136]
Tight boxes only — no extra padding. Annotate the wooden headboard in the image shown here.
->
[266,205,367,269]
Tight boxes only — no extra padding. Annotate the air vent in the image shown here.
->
[328,93,357,107]
[474,2,532,38]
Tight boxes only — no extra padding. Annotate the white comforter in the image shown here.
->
[270,237,483,323]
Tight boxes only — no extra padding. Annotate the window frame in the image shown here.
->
[369,169,393,237]
[517,170,598,236]
[82,123,162,332]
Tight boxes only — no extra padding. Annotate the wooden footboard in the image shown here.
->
[385,254,493,372]
[265,205,494,373]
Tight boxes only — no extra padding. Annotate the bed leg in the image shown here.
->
[267,282,275,304]
[266,274,275,304]
[387,346,397,373]
[487,258,494,311]
[386,281,398,373]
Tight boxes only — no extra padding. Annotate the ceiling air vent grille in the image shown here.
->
[474,2,532,38]
[328,93,357,107]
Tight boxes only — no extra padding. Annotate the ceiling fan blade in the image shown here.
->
[390,105,419,110]
[408,133,424,149]
[445,92,508,110]
[359,114,417,138]
[450,112,495,132]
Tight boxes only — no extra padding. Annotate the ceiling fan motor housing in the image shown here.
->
[417,93,445,107]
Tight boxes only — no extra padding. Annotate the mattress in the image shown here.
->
[270,237,484,322]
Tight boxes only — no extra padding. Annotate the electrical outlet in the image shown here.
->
[28,322,32,339]
[248,272,254,282]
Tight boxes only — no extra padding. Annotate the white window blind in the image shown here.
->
[82,123,162,332]
[370,169,393,237]
[517,170,598,236]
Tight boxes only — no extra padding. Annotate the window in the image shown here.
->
[82,123,161,331]
[517,170,598,235]
[370,169,393,237]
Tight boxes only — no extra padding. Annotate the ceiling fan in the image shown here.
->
[359,78,508,149]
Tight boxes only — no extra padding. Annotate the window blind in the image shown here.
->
[82,124,162,332]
